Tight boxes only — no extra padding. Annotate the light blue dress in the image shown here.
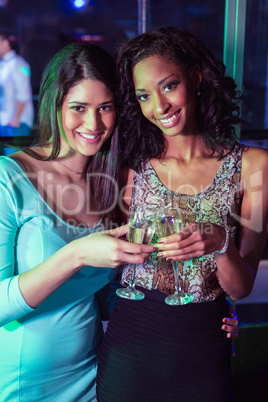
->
[0,156,116,401]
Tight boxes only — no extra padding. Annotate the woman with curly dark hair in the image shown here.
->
[116,26,242,167]
[97,27,268,401]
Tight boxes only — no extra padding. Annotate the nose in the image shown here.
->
[84,110,99,131]
[153,94,171,116]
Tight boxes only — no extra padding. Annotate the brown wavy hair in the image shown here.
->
[25,42,121,224]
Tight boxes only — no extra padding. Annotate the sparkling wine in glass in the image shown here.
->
[156,207,194,305]
[116,208,156,300]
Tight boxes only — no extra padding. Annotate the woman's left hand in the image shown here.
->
[222,299,239,340]
[222,300,239,356]
[154,222,227,260]
[222,314,239,340]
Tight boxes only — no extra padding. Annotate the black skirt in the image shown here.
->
[96,287,233,402]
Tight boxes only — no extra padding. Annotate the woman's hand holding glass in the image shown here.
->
[155,207,194,305]
[155,221,227,261]
[74,224,154,269]
[116,208,157,300]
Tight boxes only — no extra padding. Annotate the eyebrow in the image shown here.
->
[68,100,114,106]
[135,73,175,92]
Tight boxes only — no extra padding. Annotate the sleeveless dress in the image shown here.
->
[97,145,243,402]
[0,157,117,402]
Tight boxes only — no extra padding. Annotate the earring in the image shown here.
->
[196,87,201,96]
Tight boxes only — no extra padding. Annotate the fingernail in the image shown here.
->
[166,257,172,261]
[157,239,165,243]
[153,244,160,249]
[157,252,164,257]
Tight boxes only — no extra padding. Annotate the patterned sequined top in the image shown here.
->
[121,145,243,303]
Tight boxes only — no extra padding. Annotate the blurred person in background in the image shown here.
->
[0,31,34,155]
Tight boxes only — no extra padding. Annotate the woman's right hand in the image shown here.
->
[154,222,226,260]
[75,224,155,269]
[18,224,154,310]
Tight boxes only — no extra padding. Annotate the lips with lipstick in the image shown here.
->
[157,110,181,129]
[77,131,102,143]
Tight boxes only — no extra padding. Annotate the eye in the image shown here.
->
[72,105,85,112]
[99,105,114,112]
[163,81,179,92]
[136,93,149,102]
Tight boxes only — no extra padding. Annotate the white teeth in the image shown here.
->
[160,112,178,124]
[80,133,97,139]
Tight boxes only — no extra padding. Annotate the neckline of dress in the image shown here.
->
[146,146,238,197]
[6,157,101,230]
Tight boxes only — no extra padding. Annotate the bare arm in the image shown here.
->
[215,147,268,299]
[19,225,154,308]
[154,147,268,300]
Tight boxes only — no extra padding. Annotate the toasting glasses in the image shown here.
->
[116,208,156,300]
[156,207,194,305]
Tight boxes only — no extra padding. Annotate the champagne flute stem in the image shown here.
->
[171,261,182,293]
[129,264,137,289]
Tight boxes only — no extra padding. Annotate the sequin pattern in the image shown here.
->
[121,145,243,302]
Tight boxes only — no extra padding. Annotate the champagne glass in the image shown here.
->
[156,207,194,305]
[116,208,156,300]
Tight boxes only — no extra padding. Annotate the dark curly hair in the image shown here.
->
[115,26,242,169]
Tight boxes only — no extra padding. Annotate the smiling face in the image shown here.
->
[133,55,200,138]
[60,78,116,156]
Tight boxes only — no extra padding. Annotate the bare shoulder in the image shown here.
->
[9,151,27,161]
[10,148,48,173]
[241,146,268,178]
[10,151,33,170]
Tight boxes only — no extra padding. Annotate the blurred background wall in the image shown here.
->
[1,0,267,139]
